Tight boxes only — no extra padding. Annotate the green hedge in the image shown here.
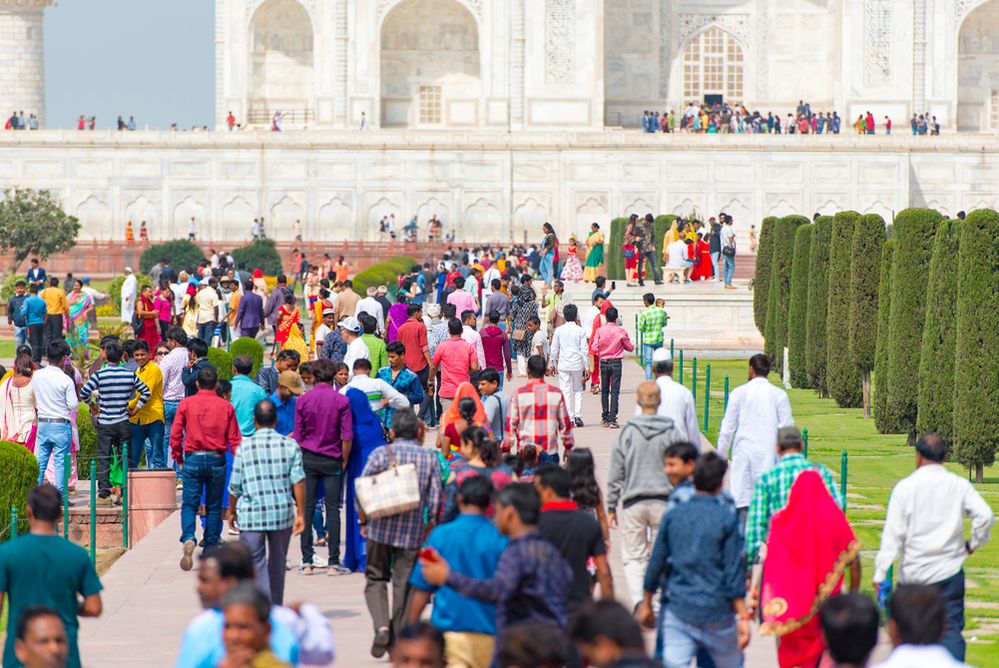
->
[787,224,813,387]
[953,209,999,480]
[826,211,863,408]
[873,240,895,433]
[352,256,418,297]
[753,217,778,335]
[0,441,39,540]
[915,219,962,448]
[806,216,834,395]
[230,337,265,378]
[763,215,808,376]
[108,273,153,315]
[231,240,283,275]
[139,240,206,275]
[606,217,630,280]
[77,413,97,480]
[207,347,234,381]
[848,214,887,413]
[884,208,941,441]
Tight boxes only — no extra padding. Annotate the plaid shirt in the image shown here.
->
[745,453,843,564]
[637,305,669,346]
[506,379,574,455]
[427,321,450,358]
[228,428,305,532]
[360,440,443,549]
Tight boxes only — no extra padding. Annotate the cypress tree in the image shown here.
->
[915,219,962,449]
[848,214,886,417]
[753,216,778,335]
[787,224,813,387]
[873,240,896,433]
[806,216,834,395]
[825,211,863,408]
[764,215,809,376]
[953,209,999,483]
[884,208,941,443]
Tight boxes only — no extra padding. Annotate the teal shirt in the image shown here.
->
[230,375,267,436]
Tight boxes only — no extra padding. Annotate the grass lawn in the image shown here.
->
[675,357,999,664]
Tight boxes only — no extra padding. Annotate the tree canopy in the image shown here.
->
[0,188,80,277]
[787,224,812,387]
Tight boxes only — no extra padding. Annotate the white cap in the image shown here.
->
[339,316,361,333]
[652,348,671,363]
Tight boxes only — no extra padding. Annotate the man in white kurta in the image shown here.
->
[548,304,590,426]
[717,354,793,519]
[120,268,137,324]
[636,348,701,445]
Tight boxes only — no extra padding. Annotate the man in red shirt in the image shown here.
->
[864,111,875,135]
[589,307,634,428]
[429,318,478,415]
[171,365,242,570]
[397,303,432,421]
[480,311,513,390]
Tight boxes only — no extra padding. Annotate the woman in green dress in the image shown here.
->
[583,222,605,283]
[66,279,93,352]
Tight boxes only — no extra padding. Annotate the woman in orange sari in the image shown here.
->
[759,470,860,668]
[437,382,487,461]
[274,293,300,352]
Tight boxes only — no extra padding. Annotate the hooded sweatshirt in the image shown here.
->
[606,413,681,511]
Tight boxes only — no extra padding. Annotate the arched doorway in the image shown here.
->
[958,0,999,131]
[248,0,314,126]
[380,0,481,127]
[681,26,744,105]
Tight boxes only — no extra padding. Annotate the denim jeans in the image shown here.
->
[197,321,216,344]
[35,421,72,493]
[163,400,180,474]
[539,251,554,284]
[97,420,132,498]
[662,609,743,668]
[642,343,662,380]
[180,452,227,547]
[710,251,721,281]
[300,450,344,566]
[935,570,966,661]
[600,359,623,424]
[638,251,661,284]
[13,324,26,349]
[723,255,736,286]
[131,420,166,469]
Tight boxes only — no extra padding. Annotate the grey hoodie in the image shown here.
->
[606,413,681,511]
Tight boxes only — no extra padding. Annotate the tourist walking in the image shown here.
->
[22,284,47,364]
[430,319,478,415]
[227,400,306,606]
[509,282,539,376]
[340,317,369,377]
[607,381,681,607]
[720,215,737,289]
[635,214,662,286]
[230,356,267,438]
[376,342,425,428]
[590,306,634,428]
[0,349,35,446]
[480,312,513,390]
[119,267,137,325]
[637,293,669,379]
[548,303,589,427]
[818,594,880,668]
[40,278,69,352]
[642,349,701,444]
[233,282,265,339]
[342,382,389,572]
[873,434,994,662]
[539,223,558,284]
[65,280,93,352]
[136,284,161,350]
[582,223,605,283]
[158,328,188,471]
[878,585,972,667]
[128,340,166,469]
[507,355,574,464]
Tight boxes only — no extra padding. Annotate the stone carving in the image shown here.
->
[678,13,749,46]
[864,0,892,85]
[511,0,525,124]
[957,0,989,23]
[335,0,348,124]
[378,0,481,22]
[546,0,576,83]
[913,0,926,111]
[756,0,770,97]
[659,0,671,98]
[246,0,313,21]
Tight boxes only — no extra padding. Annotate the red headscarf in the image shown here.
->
[252,269,263,279]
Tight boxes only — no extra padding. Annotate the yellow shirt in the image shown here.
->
[40,287,69,315]
[130,361,164,424]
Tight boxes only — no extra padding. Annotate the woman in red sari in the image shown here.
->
[759,470,861,668]
[273,292,300,353]
[690,232,714,281]
[136,285,161,350]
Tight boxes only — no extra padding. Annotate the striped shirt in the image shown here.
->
[80,365,150,425]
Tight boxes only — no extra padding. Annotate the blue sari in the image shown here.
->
[342,387,388,572]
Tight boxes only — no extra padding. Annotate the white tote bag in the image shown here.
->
[354,444,422,519]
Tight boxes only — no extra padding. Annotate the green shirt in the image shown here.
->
[362,333,388,373]
[0,533,103,667]
[637,305,669,346]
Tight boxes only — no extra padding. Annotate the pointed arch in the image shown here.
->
[248,0,315,125]
[680,24,745,104]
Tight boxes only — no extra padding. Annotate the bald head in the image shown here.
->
[637,381,661,411]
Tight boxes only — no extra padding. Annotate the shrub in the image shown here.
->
[763,215,808,376]
[605,217,630,280]
[753,216,778,335]
[0,441,39,540]
[352,256,417,297]
[107,273,153,316]
[787,224,812,388]
[77,413,97,480]
[873,240,895,433]
[953,209,999,482]
[915,219,961,449]
[806,216,834,395]
[139,240,205,275]
[848,214,887,415]
[884,208,941,441]
[825,211,863,408]
[0,272,20,301]
[230,337,265,378]
[231,240,283,276]
[207,347,234,381]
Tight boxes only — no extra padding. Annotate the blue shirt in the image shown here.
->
[269,391,297,436]
[175,608,299,668]
[410,513,507,634]
[230,375,267,436]
[22,295,47,326]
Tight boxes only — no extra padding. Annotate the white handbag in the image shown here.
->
[354,443,422,519]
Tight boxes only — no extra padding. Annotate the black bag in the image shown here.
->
[131,311,143,335]
[722,245,736,258]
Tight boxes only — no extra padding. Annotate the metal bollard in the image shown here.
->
[703,364,711,432]
[723,376,730,411]
[670,338,674,359]
[64,452,70,539]
[692,357,698,397]
[90,460,97,567]
[840,450,849,510]
[803,428,809,458]
[679,350,684,384]
[122,451,129,549]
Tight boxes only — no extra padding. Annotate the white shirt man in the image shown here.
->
[873,434,993,663]
[635,348,701,445]
[345,367,411,415]
[717,355,793,510]
[666,239,689,268]
[549,305,589,425]
[120,269,137,324]
[461,320,487,370]
[354,289,385,335]
[482,266,500,298]
[340,318,370,377]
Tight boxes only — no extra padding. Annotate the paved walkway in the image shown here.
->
[78,359,890,666]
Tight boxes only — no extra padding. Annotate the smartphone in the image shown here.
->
[419,547,437,562]
[611,281,617,290]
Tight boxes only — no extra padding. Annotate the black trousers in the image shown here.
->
[300,449,344,566]
[28,324,45,363]
[416,366,432,423]
[97,420,132,497]
[600,359,623,424]
[43,314,64,352]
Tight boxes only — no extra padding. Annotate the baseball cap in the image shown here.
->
[340,316,361,333]
[278,370,306,396]
[777,426,802,447]
[651,348,671,363]
[322,308,335,317]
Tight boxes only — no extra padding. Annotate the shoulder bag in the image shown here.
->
[354,443,422,519]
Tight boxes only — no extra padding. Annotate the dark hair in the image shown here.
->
[15,606,64,642]
[477,367,500,385]
[352,358,372,373]
[391,409,420,440]
[220,582,271,624]
[595,276,606,287]
[311,358,336,384]
[487,311,500,325]
[276,349,300,364]
[276,273,287,284]
[458,397,478,421]
[749,353,771,377]
[562,303,578,322]
[447,318,463,336]
[889,585,946,645]
[46,340,70,364]
[496,483,541,525]
[527,316,541,327]
[653,356,674,376]
[566,448,600,511]
[915,433,946,462]
[254,399,277,428]
[166,327,188,346]
[569,600,646,653]
[819,594,880,664]
[454,276,466,289]
[535,465,572,498]
[358,312,377,335]
[187,337,209,359]
[283,292,295,306]
[460,426,499,467]
[13,349,33,378]
[442,303,457,319]
[132,339,149,354]
[605,307,619,322]
[215,379,232,398]
[386,341,405,357]
[197,364,218,390]
[458,474,494,510]
[395,623,445,662]
[28,484,62,523]
[461,309,475,323]
[491,278,501,290]
[407,303,422,318]
[665,441,699,463]
[527,355,546,379]
[643,292,655,306]
[122,339,138,357]
[204,541,255,581]
[498,623,569,668]
[233,355,253,376]
[693,452,727,492]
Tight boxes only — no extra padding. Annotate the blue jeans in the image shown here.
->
[538,451,560,466]
[35,422,72,493]
[723,255,736,286]
[642,343,662,380]
[656,603,717,667]
[180,452,227,547]
[163,400,180,475]
[540,251,554,283]
[197,321,216,344]
[936,570,966,661]
[662,609,743,668]
[131,420,166,469]
[13,324,26,349]
[710,251,721,280]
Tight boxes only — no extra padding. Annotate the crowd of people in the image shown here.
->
[5,111,40,130]
[621,213,743,288]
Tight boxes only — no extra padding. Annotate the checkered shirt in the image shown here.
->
[506,379,574,456]
[745,453,843,564]
[427,321,450,358]
[228,428,305,532]
[359,440,443,549]
[637,305,669,346]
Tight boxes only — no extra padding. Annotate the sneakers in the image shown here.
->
[110,493,122,507]
[607,422,620,429]
[574,417,584,428]
[94,495,113,508]
[327,563,351,576]
[371,628,391,658]
[180,540,196,571]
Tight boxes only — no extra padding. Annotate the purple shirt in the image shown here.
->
[293,383,353,459]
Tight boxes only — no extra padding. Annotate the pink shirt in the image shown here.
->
[590,323,635,360]
[447,289,478,316]
[432,336,477,398]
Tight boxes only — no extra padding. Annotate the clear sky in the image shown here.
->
[44,0,214,130]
